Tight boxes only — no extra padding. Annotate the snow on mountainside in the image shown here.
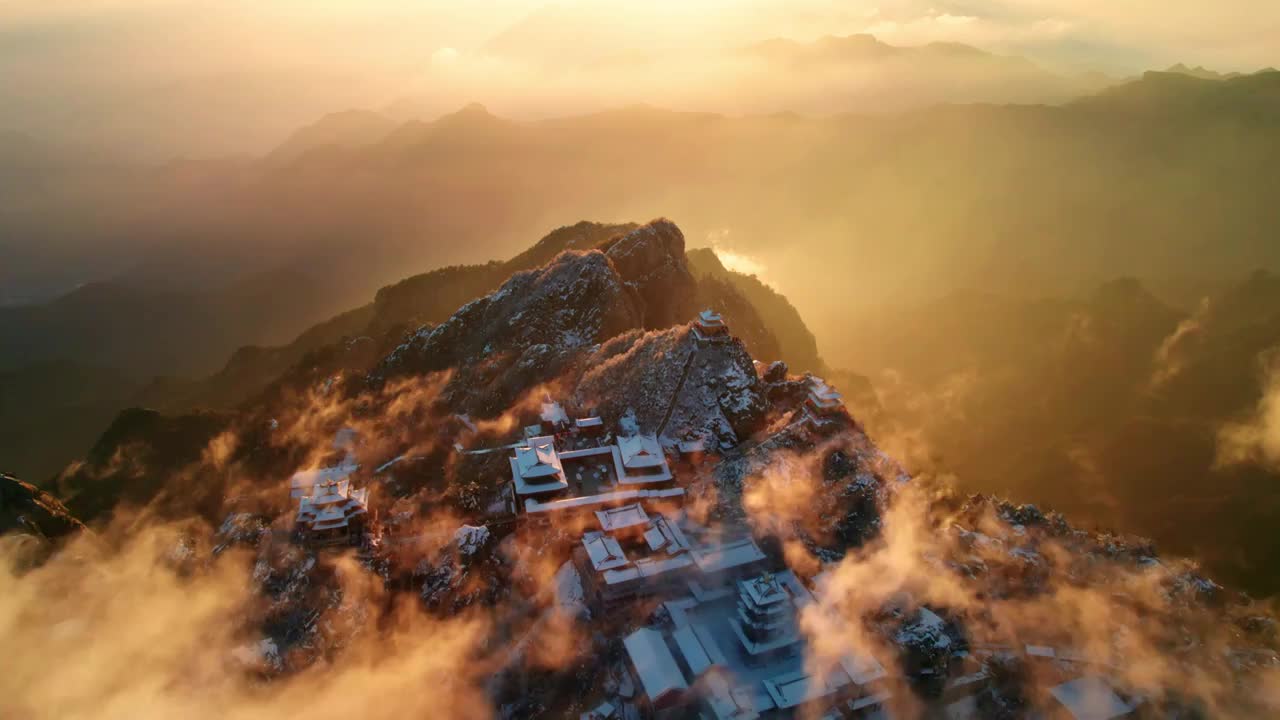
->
[576,326,767,449]
[5,218,1279,718]
[376,249,641,415]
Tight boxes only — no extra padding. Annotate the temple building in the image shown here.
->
[618,433,674,484]
[294,477,371,546]
[677,438,706,465]
[692,309,730,343]
[802,377,847,426]
[734,573,802,662]
[289,460,355,501]
[576,416,605,437]
[1048,676,1139,720]
[623,569,888,719]
[575,503,768,610]
[511,429,682,520]
[289,432,359,501]
[510,435,570,498]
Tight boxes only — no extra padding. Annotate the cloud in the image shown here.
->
[0,521,497,720]
[4,0,1278,157]
[432,47,461,67]
[794,480,1277,717]
[1216,347,1280,471]
[1149,297,1211,390]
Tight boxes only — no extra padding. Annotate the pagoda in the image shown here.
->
[732,572,802,661]
[691,309,730,342]
[295,477,370,546]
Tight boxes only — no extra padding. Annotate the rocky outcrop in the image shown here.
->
[601,219,698,330]
[375,219,709,418]
[575,326,767,446]
[370,221,638,337]
[377,249,643,415]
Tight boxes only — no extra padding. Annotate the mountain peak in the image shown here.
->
[1164,63,1240,80]
[440,102,498,122]
[425,103,515,139]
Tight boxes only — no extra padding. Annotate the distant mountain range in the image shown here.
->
[9,63,1280,314]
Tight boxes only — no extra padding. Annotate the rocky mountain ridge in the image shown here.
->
[3,219,1278,718]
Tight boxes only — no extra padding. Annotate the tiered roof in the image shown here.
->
[806,377,844,411]
[511,435,569,495]
[733,573,801,656]
[289,454,358,500]
[693,309,730,341]
[296,478,370,532]
[697,309,726,329]
[626,569,887,720]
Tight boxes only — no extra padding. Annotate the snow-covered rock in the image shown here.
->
[453,524,491,559]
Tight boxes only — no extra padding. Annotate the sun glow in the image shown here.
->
[709,229,773,287]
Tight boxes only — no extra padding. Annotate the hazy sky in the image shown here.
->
[2,1,1277,156]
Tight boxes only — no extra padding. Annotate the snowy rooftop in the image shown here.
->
[629,569,883,719]
[618,434,666,469]
[608,434,674,485]
[296,478,370,531]
[511,436,570,496]
[524,486,685,514]
[517,436,563,478]
[691,538,768,574]
[763,669,845,710]
[673,625,716,677]
[595,503,650,532]
[1050,676,1137,720]
[606,554,696,584]
[623,628,689,703]
[807,377,844,406]
[582,511,708,590]
[575,416,604,429]
[645,515,692,554]
[516,434,677,515]
[678,439,706,454]
[289,454,358,499]
[697,309,726,327]
[583,531,630,571]
[740,574,789,607]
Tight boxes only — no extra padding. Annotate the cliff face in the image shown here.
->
[375,220,723,419]
[687,246,823,372]
[600,219,699,330]
[376,249,642,415]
